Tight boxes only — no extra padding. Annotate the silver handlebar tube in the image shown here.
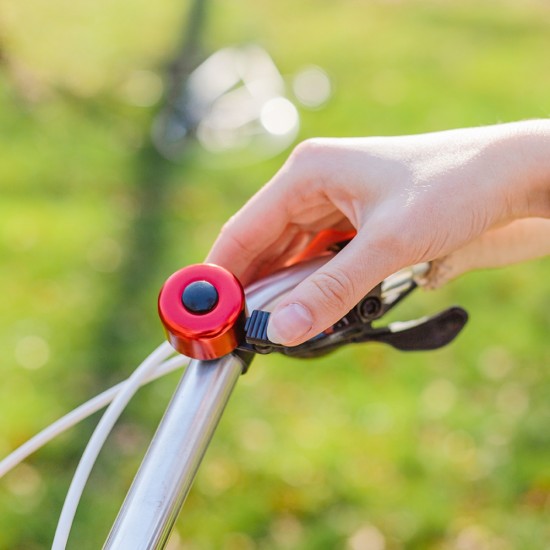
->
[103,354,245,549]
[103,258,327,549]
[103,258,429,549]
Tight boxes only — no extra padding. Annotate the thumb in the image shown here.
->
[266,234,397,346]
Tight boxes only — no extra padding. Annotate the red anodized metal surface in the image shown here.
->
[158,263,246,360]
[287,228,357,265]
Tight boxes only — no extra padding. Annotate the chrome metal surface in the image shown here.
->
[103,257,426,549]
[103,354,244,549]
[103,258,328,549]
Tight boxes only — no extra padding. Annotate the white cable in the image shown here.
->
[52,341,175,550]
[0,352,189,478]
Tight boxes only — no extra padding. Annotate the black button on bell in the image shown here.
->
[181,281,219,314]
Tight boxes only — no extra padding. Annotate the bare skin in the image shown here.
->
[206,120,550,346]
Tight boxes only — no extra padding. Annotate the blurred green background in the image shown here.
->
[0,0,549,548]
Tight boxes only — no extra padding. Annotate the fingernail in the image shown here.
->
[267,303,313,345]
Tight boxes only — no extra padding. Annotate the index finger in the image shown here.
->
[205,178,295,285]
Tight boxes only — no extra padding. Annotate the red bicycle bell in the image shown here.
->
[158,264,247,360]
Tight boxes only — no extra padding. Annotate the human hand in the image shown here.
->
[420,217,550,289]
[206,120,550,346]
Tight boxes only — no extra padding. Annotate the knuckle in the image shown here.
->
[219,222,255,258]
[290,138,329,165]
[220,215,237,234]
[308,268,356,315]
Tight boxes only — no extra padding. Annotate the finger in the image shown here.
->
[205,200,293,285]
[205,140,350,284]
[205,157,312,284]
[266,230,400,346]
[421,218,550,289]
[206,191,345,285]
[255,220,357,279]
[254,230,314,279]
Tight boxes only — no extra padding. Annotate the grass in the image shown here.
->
[0,0,549,548]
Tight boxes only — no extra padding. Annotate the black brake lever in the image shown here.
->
[238,280,468,359]
[353,306,468,351]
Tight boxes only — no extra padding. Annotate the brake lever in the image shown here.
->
[239,275,468,359]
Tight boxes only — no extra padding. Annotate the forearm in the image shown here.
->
[420,121,550,288]
[495,119,550,219]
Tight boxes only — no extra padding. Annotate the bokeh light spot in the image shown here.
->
[260,97,299,136]
[15,335,50,370]
[293,66,332,108]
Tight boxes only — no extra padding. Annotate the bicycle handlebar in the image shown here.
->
[105,254,466,548]
[103,257,330,548]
